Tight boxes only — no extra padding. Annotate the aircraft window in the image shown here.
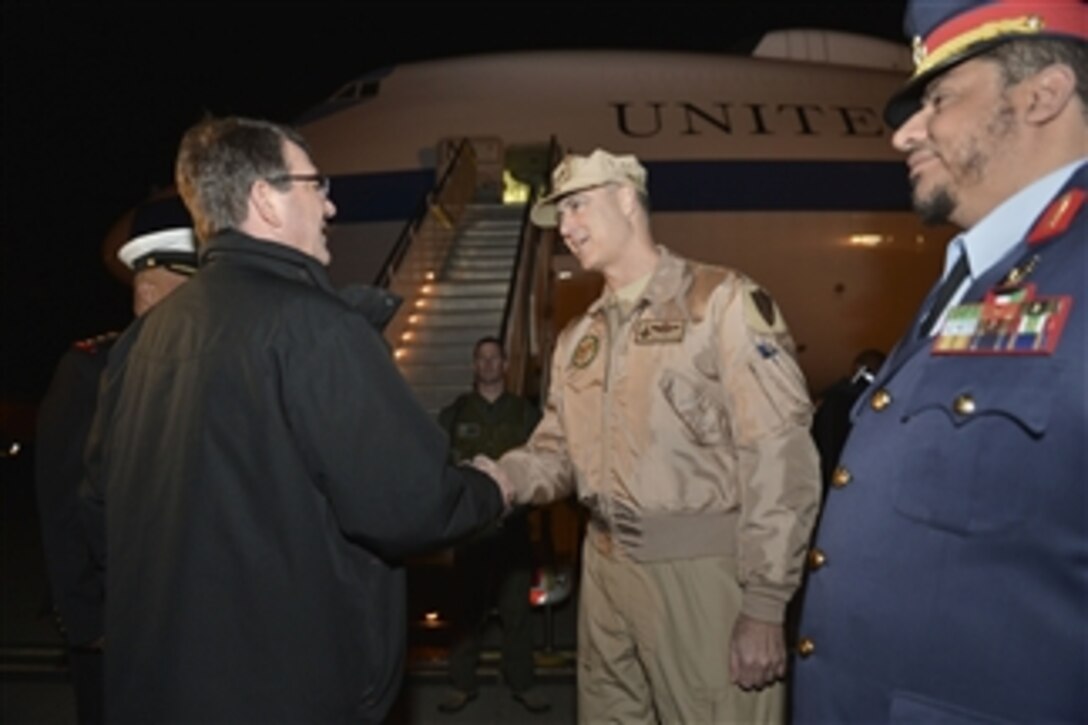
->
[330,79,381,101]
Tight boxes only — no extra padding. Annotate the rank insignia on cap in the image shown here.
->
[554,160,574,187]
[885,0,1087,129]
[571,334,600,369]
[634,320,685,344]
[1028,189,1085,245]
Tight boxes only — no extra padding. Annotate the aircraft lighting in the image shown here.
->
[848,234,885,247]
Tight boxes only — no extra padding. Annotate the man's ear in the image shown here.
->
[616,183,638,217]
[250,178,282,229]
[1024,63,1077,125]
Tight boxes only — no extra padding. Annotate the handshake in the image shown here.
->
[471,455,514,509]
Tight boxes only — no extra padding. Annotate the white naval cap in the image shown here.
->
[117,227,198,275]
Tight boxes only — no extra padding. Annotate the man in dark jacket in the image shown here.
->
[81,116,506,723]
[809,347,885,496]
[36,227,197,724]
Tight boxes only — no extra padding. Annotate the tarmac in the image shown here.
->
[1,447,579,724]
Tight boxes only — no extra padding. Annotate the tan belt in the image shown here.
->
[587,510,737,562]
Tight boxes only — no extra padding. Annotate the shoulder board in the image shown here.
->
[1027,188,1085,246]
[73,330,120,354]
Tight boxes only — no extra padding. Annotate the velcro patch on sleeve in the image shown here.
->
[742,283,788,335]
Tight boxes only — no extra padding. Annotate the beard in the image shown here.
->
[913,185,958,225]
[911,94,1016,227]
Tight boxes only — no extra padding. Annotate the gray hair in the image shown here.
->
[175,116,312,243]
[986,37,1088,120]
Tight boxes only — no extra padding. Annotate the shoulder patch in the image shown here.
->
[1028,188,1085,245]
[73,330,120,354]
[742,284,787,335]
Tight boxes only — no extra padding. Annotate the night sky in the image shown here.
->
[1,1,907,418]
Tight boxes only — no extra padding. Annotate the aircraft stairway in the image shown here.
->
[392,203,526,418]
[381,136,562,418]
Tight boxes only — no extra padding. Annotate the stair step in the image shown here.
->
[462,219,521,229]
[396,326,500,346]
[464,204,526,219]
[425,281,509,297]
[408,310,503,327]
[398,342,478,364]
[456,235,520,248]
[449,247,517,260]
[445,270,514,282]
[412,296,505,312]
[446,260,515,273]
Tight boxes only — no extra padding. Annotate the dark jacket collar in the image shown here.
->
[200,229,402,330]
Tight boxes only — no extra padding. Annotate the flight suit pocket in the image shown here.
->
[659,369,725,445]
[892,358,1056,534]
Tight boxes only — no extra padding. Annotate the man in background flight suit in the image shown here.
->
[437,336,549,715]
[475,149,822,723]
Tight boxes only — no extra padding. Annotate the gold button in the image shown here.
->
[797,637,815,657]
[808,548,827,570]
[832,465,851,488]
[870,388,892,411]
[953,394,976,416]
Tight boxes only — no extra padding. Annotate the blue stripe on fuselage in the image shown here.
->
[131,160,911,235]
[648,160,911,212]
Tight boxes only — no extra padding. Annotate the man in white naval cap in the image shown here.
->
[35,226,196,724]
[116,227,198,316]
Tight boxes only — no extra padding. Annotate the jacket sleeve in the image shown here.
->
[498,327,577,506]
[79,332,138,634]
[37,348,105,645]
[712,277,822,623]
[281,311,503,561]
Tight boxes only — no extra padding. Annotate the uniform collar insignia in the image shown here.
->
[1027,188,1085,246]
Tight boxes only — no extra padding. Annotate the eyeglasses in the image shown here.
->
[267,173,331,197]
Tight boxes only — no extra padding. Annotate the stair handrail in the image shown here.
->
[379,139,478,354]
[501,137,564,399]
[373,138,473,289]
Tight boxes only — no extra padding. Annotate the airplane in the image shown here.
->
[102,28,955,400]
[97,29,957,612]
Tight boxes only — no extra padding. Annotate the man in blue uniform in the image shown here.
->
[793,1,1087,722]
[36,227,197,724]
